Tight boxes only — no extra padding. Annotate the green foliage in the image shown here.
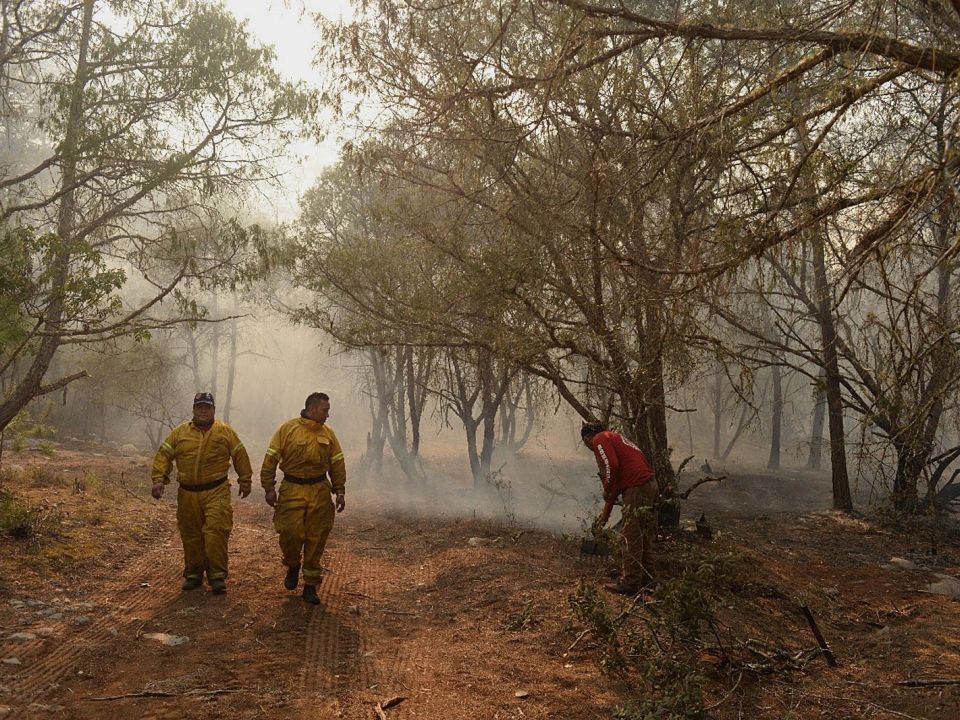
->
[566,550,736,717]
[28,466,67,489]
[0,227,126,354]
[0,487,64,540]
[3,409,57,452]
[612,656,707,720]
[0,0,315,434]
[655,554,737,642]
[73,471,99,494]
[568,582,625,673]
[504,599,539,632]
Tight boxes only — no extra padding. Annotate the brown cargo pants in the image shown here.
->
[620,478,659,589]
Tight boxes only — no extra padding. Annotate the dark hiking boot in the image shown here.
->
[302,584,320,605]
[182,576,202,591]
[284,565,300,591]
[209,578,227,594]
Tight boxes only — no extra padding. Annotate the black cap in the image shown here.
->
[580,421,605,438]
[193,392,215,406]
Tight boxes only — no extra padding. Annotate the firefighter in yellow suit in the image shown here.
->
[261,391,346,605]
[151,392,253,594]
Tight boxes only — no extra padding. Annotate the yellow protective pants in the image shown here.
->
[273,480,335,585]
[176,481,233,581]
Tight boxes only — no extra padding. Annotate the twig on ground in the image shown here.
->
[800,605,837,667]
[119,480,150,504]
[345,590,373,599]
[703,672,743,712]
[566,628,590,652]
[899,678,960,687]
[568,591,653,652]
[776,683,930,720]
[91,689,241,701]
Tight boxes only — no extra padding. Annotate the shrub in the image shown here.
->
[0,487,64,539]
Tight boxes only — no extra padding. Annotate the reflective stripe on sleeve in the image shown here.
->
[232,442,245,455]
[265,447,280,458]
[331,452,344,463]
[160,442,175,457]
[597,445,611,483]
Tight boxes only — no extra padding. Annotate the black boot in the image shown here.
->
[182,576,202,591]
[284,565,300,591]
[209,577,227,594]
[302,584,320,605]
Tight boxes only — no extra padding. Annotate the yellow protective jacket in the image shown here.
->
[152,420,253,490]
[260,417,346,494]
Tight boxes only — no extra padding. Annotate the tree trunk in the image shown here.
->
[186,326,203,390]
[404,348,421,456]
[480,409,496,481]
[721,400,753,462]
[812,234,853,511]
[767,363,782,470]
[807,372,826,470]
[893,439,924,511]
[209,293,220,399]
[223,294,239,422]
[712,370,723,459]
[464,418,481,487]
[0,0,94,432]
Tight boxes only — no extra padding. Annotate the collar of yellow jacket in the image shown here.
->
[297,417,326,431]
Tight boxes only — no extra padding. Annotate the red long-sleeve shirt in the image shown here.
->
[591,431,654,501]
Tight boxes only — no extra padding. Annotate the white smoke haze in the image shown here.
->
[32,272,897,535]
[10,0,948,534]
[34,278,886,534]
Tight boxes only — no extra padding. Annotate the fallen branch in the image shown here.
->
[702,671,743,712]
[679,475,725,500]
[119,478,151,504]
[374,697,406,719]
[91,689,241,701]
[568,592,653,652]
[785,688,930,720]
[566,628,590,652]
[800,605,837,667]
[899,678,960,687]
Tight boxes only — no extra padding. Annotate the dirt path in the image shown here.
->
[2,450,960,720]
[1,495,611,719]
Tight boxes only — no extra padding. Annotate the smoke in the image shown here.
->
[39,287,882,525]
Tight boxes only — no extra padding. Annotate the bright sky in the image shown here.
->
[221,0,356,220]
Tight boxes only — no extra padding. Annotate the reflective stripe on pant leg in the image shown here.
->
[302,484,335,584]
[274,482,308,569]
[177,487,206,579]
[201,482,233,580]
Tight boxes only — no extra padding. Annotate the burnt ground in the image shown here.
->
[0,445,958,719]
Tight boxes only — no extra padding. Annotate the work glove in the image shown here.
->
[335,492,345,513]
[238,484,251,499]
[151,483,164,500]
[264,488,277,507]
[591,515,606,534]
